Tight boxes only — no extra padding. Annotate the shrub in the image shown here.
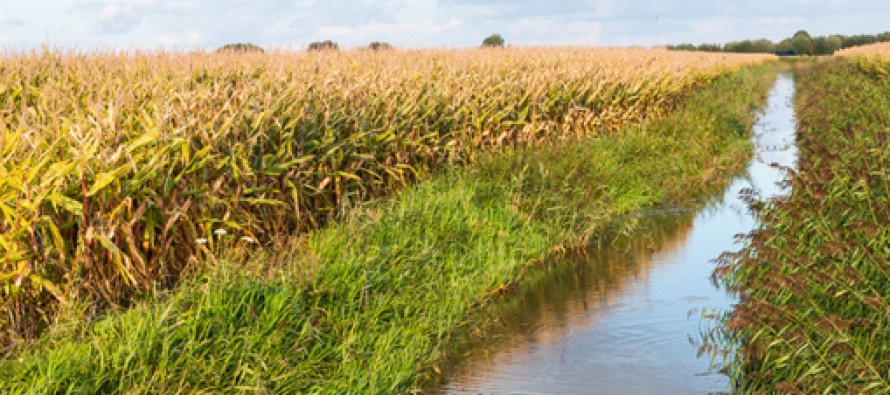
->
[308,40,339,51]
[368,42,393,51]
[217,43,265,53]
[482,34,505,48]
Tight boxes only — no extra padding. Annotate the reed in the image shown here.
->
[714,58,890,393]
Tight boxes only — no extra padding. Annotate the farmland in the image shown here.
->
[0,48,776,392]
[715,50,890,392]
[0,48,769,344]
[836,41,890,57]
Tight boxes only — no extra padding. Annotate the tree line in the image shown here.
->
[217,34,506,54]
[669,30,890,56]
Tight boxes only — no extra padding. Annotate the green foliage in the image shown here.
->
[839,31,890,49]
[715,58,890,392]
[308,40,339,51]
[0,64,776,393]
[813,35,843,55]
[775,38,795,56]
[790,30,815,56]
[481,34,505,48]
[723,39,776,54]
[670,30,890,56]
[216,43,265,53]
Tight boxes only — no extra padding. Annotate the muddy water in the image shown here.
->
[436,73,797,394]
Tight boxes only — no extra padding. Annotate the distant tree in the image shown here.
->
[790,30,815,55]
[724,40,755,53]
[666,30,890,55]
[696,43,722,52]
[481,34,505,48]
[745,39,775,53]
[720,39,776,54]
[667,43,697,51]
[813,35,842,55]
[775,38,795,56]
[838,32,890,50]
[308,40,339,51]
[841,34,871,48]
[217,43,265,53]
[667,42,722,52]
[368,42,394,51]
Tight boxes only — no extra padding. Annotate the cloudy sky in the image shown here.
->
[1,0,888,50]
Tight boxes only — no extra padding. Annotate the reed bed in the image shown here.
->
[0,47,771,345]
[714,58,889,392]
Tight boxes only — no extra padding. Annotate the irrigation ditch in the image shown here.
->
[434,72,798,394]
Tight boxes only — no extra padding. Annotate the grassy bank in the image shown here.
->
[0,63,776,393]
[715,58,889,392]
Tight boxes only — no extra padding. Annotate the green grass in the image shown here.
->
[0,63,776,394]
[715,58,890,393]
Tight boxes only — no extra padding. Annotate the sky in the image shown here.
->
[1,0,888,51]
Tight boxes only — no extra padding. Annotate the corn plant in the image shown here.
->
[0,47,773,345]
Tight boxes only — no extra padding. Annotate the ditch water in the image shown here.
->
[435,72,798,394]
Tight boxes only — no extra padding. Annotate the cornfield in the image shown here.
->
[836,41,890,58]
[0,47,772,345]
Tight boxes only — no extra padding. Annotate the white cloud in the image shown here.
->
[1,0,890,50]
[498,17,603,46]
[95,0,162,34]
[156,29,204,48]
[317,20,458,42]
[3,18,27,27]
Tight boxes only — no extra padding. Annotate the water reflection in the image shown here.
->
[437,73,798,394]
[442,214,700,393]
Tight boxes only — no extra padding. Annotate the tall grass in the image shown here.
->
[714,58,890,392]
[0,63,777,393]
[0,47,772,344]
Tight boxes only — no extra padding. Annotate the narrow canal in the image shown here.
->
[436,72,798,394]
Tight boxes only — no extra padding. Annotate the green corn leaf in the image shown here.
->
[87,171,117,197]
